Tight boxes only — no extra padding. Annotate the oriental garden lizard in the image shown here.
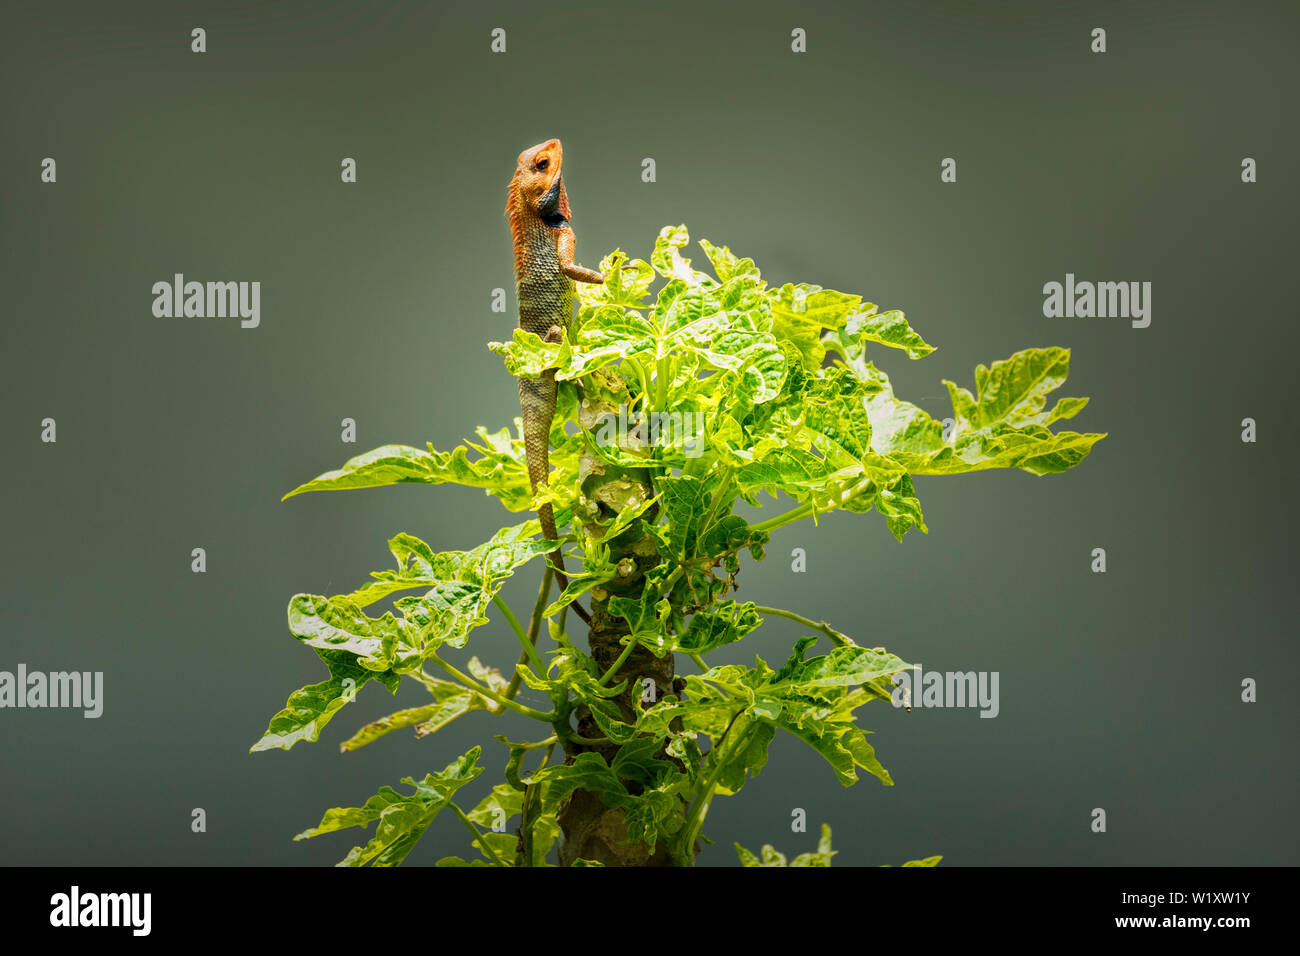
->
[505,138,606,625]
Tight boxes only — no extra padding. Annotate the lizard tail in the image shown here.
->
[538,503,591,626]
[521,373,592,626]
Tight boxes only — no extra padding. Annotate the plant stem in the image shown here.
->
[426,654,553,722]
[627,357,651,409]
[449,800,507,867]
[750,477,876,534]
[494,594,547,674]
[520,741,557,867]
[750,499,816,534]
[677,716,752,864]
[557,728,612,746]
[657,564,684,598]
[504,567,555,702]
[596,633,640,687]
[752,604,853,647]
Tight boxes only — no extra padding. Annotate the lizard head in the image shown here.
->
[506,138,570,228]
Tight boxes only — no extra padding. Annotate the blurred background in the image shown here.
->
[1,0,1296,866]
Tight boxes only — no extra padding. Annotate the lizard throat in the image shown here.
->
[537,177,569,229]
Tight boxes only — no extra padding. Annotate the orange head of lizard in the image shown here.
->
[506,138,571,228]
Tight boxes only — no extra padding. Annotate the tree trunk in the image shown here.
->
[554,402,693,866]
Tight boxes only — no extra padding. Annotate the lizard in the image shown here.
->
[505,138,606,625]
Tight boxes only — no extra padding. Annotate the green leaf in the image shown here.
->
[652,475,710,562]
[971,346,1071,428]
[864,350,1105,477]
[488,327,572,379]
[467,782,524,828]
[561,226,789,428]
[676,600,761,654]
[735,842,763,867]
[772,642,912,689]
[295,747,483,866]
[736,824,838,866]
[768,282,863,368]
[287,593,421,671]
[611,736,682,790]
[584,250,656,309]
[338,672,496,752]
[873,472,928,542]
[543,557,620,618]
[282,427,538,511]
[359,520,557,606]
[841,308,934,360]
[697,237,760,284]
[565,306,657,378]
[313,521,558,669]
[281,524,554,686]
[714,720,776,795]
[338,703,443,752]
[608,584,672,656]
[685,637,910,789]
[791,824,838,866]
[801,367,875,464]
[517,653,634,743]
[650,224,713,284]
[534,749,687,849]
[251,650,397,753]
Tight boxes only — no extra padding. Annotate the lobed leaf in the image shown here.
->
[295,747,484,866]
[282,427,538,511]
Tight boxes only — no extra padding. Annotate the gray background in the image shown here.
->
[2,0,1295,866]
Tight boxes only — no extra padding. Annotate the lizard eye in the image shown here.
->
[536,158,549,171]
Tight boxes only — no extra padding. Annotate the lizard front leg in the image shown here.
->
[557,229,606,284]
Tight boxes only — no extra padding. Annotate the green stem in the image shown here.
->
[657,564,684,598]
[750,477,875,535]
[596,634,640,687]
[750,499,816,534]
[627,358,651,410]
[520,741,557,867]
[494,594,547,674]
[449,800,507,867]
[688,652,708,673]
[504,567,554,702]
[677,717,752,863]
[752,604,853,647]
[426,654,553,722]
[562,730,612,746]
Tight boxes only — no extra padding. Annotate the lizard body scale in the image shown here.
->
[505,139,605,622]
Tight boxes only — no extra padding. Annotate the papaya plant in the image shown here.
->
[252,224,1104,867]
